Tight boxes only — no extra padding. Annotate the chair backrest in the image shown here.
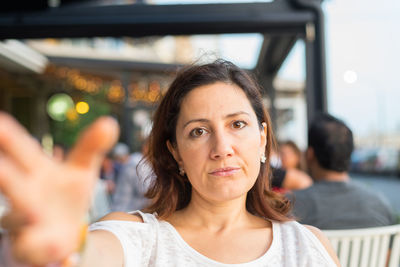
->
[323,224,400,267]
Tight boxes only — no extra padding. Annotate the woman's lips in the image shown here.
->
[209,167,240,176]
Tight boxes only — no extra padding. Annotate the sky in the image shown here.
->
[155,0,400,140]
[323,0,400,137]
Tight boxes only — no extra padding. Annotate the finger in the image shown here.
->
[0,211,32,234]
[0,155,42,223]
[0,154,25,199]
[0,112,44,171]
[67,116,119,170]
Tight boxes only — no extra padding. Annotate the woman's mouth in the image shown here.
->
[209,167,240,177]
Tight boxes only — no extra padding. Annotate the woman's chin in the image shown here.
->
[201,188,250,203]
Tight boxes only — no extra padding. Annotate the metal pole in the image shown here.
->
[292,0,327,124]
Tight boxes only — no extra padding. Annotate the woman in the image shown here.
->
[0,60,339,266]
[279,140,305,171]
[271,140,312,193]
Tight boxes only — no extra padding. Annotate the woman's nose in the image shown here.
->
[210,131,234,160]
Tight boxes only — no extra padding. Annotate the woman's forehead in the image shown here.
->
[182,82,252,109]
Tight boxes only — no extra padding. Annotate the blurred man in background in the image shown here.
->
[288,113,396,229]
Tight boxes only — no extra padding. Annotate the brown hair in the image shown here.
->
[143,59,291,221]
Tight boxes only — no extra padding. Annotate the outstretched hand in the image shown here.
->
[0,112,119,265]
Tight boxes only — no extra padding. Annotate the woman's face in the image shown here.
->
[168,82,267,203]
[279,144,300,169]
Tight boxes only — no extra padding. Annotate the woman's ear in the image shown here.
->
[260,122,267,150]
[166,140,182,163]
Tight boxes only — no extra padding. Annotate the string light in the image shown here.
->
[46,66,168,104]
[107,80,125,103]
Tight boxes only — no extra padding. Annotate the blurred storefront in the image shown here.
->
[0,40,49,138]
[0,37,186,151]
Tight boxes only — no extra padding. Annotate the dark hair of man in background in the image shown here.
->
[308,113,354,172]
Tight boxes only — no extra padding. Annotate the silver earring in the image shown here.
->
[179,166,185,176]
[260,154,266,164]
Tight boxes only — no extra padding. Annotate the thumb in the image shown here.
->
[66,116,120,170]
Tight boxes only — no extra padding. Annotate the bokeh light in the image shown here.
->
[76,101,90,114]
[66,108,78,121]
[46,93,74,121]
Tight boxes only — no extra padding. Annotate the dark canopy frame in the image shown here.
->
[0,0,327,135]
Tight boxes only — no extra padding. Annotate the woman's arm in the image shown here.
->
[80,230,124,267]
[0,112,120,266]
[0,230,124,267]
[0,212,143,267]
[304,225,341,267]
[80,212,143,267]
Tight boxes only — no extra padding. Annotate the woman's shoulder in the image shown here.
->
[277,220,331,249]
[98,211,145,223]
[89,211,159,232]
[302,225,339,266]
[274,221,339,266]
[89,211,159,267]
[89,211,158,245]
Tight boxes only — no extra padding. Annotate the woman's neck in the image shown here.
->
[312,166,350,182]
[169,194,257,233]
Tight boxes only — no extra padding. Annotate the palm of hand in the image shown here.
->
[0,113,119,265]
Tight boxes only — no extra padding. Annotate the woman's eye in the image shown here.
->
[232,121,247,129]
[190,128,207,137]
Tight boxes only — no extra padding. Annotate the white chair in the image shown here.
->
[323,224,400,267]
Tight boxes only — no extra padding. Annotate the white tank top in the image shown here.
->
[89,211,336,267]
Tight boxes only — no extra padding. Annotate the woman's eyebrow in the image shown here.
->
[225,111,250,119]
[183,118,210,129]
[182,111,250,129]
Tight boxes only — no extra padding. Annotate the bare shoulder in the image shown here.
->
[98,211,144,223]
[82,212,143,267]
[283,169,313,190]
[84,211,144,266]
[303,225,341,266]
[83,229,124,267]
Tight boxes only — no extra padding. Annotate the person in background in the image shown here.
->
[111,142,131,183]
[111,140,152,212]
[0,60,339,267]
[288,113,396,229]
[279,140,305,171]
[270,166,312,193]
[100,153,116,196]
[270,143,312,193]
[99,142,131,198]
